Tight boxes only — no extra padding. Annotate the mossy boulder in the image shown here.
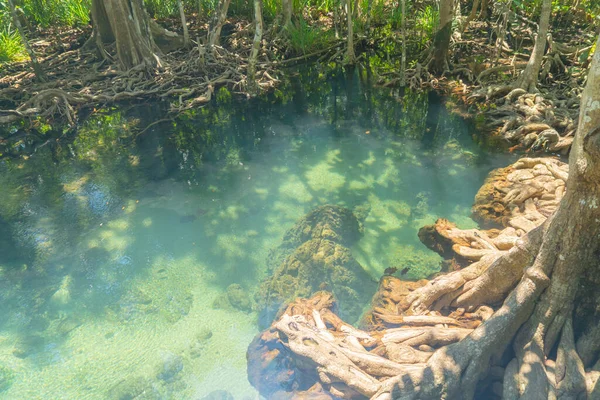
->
[212,284,253,313]
[257,205,375,329]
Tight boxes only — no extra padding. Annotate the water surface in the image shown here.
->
[0,66,511,398]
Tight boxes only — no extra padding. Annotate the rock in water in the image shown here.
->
[157,352,183,382]
[257,205,376,329]
[226,284,252,312]
[212,284,253,313]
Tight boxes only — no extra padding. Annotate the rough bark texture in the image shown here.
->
[431,0,453,73]
[516,0,552,92]
[92,0,162,70]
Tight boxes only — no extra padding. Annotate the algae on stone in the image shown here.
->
[257,205,376,328]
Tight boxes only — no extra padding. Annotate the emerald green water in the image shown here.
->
[0,67,511,398]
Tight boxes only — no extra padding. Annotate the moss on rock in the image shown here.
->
[257,205,375,329]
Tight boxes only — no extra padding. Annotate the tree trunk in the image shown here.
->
[91,0,162,71]
[248,0,263,93]
[516,0,552,92]
[7,0,45,82]
[333,0,340,39]
[207,0,232,51]
[430,0,453,74]
[506,34,600,398]
[345,0,356,64]
[282,0,292,29]
[461,0,480,33]
[177,0,190,47]
[400,0,406,86]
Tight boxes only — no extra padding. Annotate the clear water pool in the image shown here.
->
[0,66,512,399]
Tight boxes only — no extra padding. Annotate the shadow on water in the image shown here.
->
[0,63,516,397]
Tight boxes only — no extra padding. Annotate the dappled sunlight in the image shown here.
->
[278,174,314,203]
[305,149,346,193]
[0,66,516,399]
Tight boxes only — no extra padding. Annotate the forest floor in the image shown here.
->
[409,20,595,155]
[0,12,596,158]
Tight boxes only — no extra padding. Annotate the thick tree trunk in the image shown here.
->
[345,0,356,64]
[516,0,552,92]
[7,0,45,82]
[431,0,453,74]
[207,0,232,51]
[507,35,600,398]
[282,0,292,29]
[91,0,162,71]
[248,0,263,92]
[177,0,190,47]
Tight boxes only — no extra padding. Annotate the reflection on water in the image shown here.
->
[0,66,512,398]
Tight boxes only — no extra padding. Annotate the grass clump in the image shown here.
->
[0,25,26,63]
[287,17,334,55]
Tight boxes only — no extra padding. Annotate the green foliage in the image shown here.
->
[0,24,26,63]
[287,17,333,55]
[19,0,90,27]
[414,4,438,43]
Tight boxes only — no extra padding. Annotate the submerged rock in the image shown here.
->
[226,284,252,312]
[212,284,253,313]
[257,205,376,329]
[156,352,184,382]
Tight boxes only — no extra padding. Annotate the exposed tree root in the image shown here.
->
[247,146,599,399]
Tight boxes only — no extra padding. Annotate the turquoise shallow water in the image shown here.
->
[0,67,511,398]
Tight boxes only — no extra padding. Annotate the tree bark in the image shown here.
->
[516,0,552,92]
[461,0,480,33]
[91,0,162,71]
[177,0,190,47]
[207,0,232,51]
[345,0,356,64]
[7,0,45,82]
[431,0,454,74]
[248,0,263,93]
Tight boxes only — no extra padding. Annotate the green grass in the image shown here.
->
[0,25,26,63]
[20,0,90,27]
[287,17,334,55]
